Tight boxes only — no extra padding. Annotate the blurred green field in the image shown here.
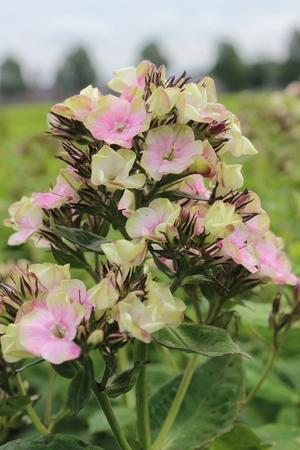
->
[0,93,299,270]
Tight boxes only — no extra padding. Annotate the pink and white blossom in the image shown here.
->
[126,198,181,241]
[85,96,151,148]
[91,145,146,191]
[203,200,242,243]
[3,196,44,246]
[217,223,258,273]
[141,124,202,181]
[18,291,86,364]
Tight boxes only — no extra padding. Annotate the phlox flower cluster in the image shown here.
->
[0,60,297,367]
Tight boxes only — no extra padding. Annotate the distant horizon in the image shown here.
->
[0,0,299,88]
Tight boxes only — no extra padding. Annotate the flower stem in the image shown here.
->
[152,353,198,450]
[15,372,49,435]
[91,381,132,450]
[135,340,152,450]
[44,369,57,428]
[244,344,278,405]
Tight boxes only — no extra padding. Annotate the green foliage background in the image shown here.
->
[0,93,299,449]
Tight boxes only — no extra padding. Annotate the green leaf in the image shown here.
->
[152,322,251,358]
[255,423,300,450]
[208,423,265,449]
[180,264,223,287]
[55,225,111,253]
[153,189,208,202]
[111,209,127,231]
[0,433,104,449]
[105,360,150,398]
[150,251,176,279]
[149,354,246,450]
[66,357,94,417]
[50,361,77,379]
[244,358,298,405]
[0,396,30,416]
[50,246,87,269]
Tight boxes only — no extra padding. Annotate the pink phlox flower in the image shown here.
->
[107,60,157,94]
[178,174,211,199]
[115,280,185,344]
[85,95,151,149]
[182,202,208,237]
[203,200,242,244]
[3,196,44,246]
[217,223,258,273]
[236,191,270,237]
[118,190,136,217]
[28,263,71,292]
[125,198,181,241]
[141,124,203,181]
[217,111,258,157]
[91,146,146,192]
[50,85,103,121]
[33,169,81,209]
[251,232,297,285]
[187,140,218,179]
[177,81,226,124]
[18,291,86,364]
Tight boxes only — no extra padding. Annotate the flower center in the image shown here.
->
[50,322,68,339]
[114,122,128,133]
[162,144,178,161]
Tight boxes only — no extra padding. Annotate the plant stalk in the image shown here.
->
[44,369,57,428]
[91,381,132,450]
[244,344,278,405]
[135,340,152,450]
[152,353,198,450]
[15,372,49,435]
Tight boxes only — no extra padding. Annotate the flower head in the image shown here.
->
[126,198,181,241]
[141,124,202,181]
[3,196,43,246]
[91,145,146,191]
[85,96,151,148]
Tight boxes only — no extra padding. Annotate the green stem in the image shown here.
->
[135,340,151,450]
[15,372,49,435]
[48,407,69,432]
[118,347,135,408]
[143,185,160,203]
[205,298,220,324]
[44,369,57,428]
[160,346,180,373]
[244,345,278,405]
[170,278,181,295]
[91,381,132,450]
[152,353,198,450]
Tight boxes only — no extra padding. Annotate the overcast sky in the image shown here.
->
[0,0,299,88]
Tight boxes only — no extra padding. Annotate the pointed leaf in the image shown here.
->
[51,361,77,379]
[55,225,111,253]
[0,433,104,449]
[66,357,94,417]
[152,322,251,358]
[105,360,150,398]
[209,423,264,449]
[153,189,208,202]
[255,423,300,450]
[0,396,30,416]
[150,251,176,279]
[51,246,87,269]
[149,354,246,449]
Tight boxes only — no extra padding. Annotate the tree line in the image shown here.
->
[0,30,299,100]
